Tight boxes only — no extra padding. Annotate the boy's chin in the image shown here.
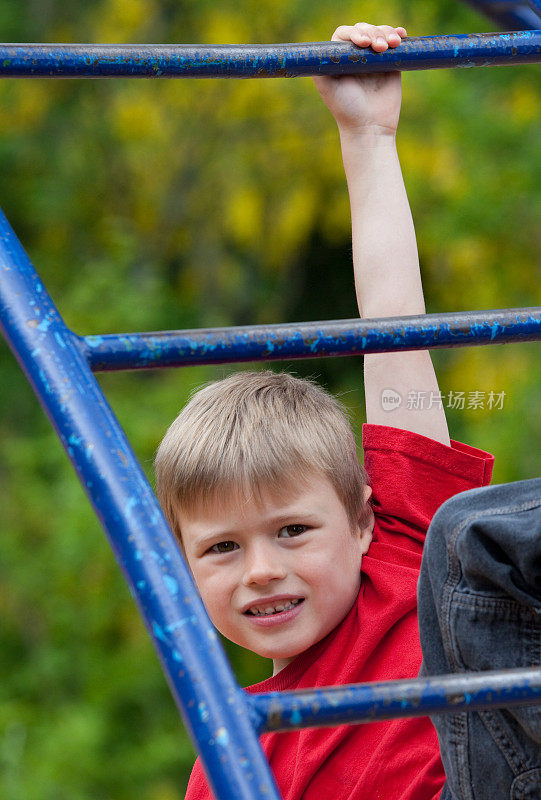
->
[249,637,317,663]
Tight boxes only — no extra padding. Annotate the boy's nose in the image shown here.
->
[242,544,287,586]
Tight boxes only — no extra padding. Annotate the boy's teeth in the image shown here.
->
[249,599,300,615]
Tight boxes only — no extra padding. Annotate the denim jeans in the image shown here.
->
[418,478,541,800]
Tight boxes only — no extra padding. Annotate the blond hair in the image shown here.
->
[155,370,370,542]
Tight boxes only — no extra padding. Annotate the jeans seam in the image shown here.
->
[452,713,475,800]
[441,509,488,672]
[451,595,539,615]
[534,613,541,668]
[478,710,529,776]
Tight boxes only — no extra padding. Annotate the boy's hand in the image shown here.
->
[313,23,407,137]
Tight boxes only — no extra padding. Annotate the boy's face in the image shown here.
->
[177,473,374,675]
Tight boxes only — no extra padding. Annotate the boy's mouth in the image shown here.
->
[244,598,304,617]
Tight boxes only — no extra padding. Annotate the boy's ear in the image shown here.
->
[359,484,375,554]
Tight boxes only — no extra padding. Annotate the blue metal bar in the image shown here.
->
[249,667,541,733]
[461,1,541,30]
[80,308,541,372]
[0,207,282,800]
[0,30,539,79]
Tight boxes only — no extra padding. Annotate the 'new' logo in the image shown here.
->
[381,388,402,411]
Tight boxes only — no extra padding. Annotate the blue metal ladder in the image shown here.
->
[1,5,541,799]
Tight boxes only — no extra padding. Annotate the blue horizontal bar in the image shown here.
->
[80,308,541,371]
[0,30,540,78]
[462,0,541,31]
[250,667,541,733]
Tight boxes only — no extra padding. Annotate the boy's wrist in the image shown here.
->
[338,126,397,150]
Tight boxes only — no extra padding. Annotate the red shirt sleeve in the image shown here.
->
[362,424,494,552]
[185,760,212,800]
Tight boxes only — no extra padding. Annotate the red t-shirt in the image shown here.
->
[185,425,494,800]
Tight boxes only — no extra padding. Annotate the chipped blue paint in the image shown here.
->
[327,693,340,707]
[37,316,52,332]
[199,702,210,723]
[80,309,541,371]
[152,621,167,643]
[165,618,192,633]
[124,496,138,517]
[215,727,230,747]
[38,368,50,392]
[85,335,104,348]
[163,574,179,596]
[171,617,194,633]
[252,668,541,733]
[0,31,539,79]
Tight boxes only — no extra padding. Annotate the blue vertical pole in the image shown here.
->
[0,207,281,800]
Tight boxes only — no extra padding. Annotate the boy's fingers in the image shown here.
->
[331,24,376,45]
[353,22,381,48]
[375,25,407,46]
[331,25,359,43]
[331,23,407,51]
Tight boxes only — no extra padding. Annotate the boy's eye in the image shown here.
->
[278,524,307,538]
[209,541,238,554]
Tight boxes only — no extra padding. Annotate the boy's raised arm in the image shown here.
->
[314,23,450,445]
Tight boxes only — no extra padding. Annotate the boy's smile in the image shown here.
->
[178,472,374,674]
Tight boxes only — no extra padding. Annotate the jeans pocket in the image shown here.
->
[511,768,541,800]
[440,591,541,800]
[449,593,541,744]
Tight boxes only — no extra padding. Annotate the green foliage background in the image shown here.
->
[1,1,539,797]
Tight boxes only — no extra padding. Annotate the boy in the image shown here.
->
[155,22,522,799]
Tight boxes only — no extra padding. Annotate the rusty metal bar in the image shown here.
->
[0,30,539,79]
[79,308,541,372]
[249,667,541,733]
